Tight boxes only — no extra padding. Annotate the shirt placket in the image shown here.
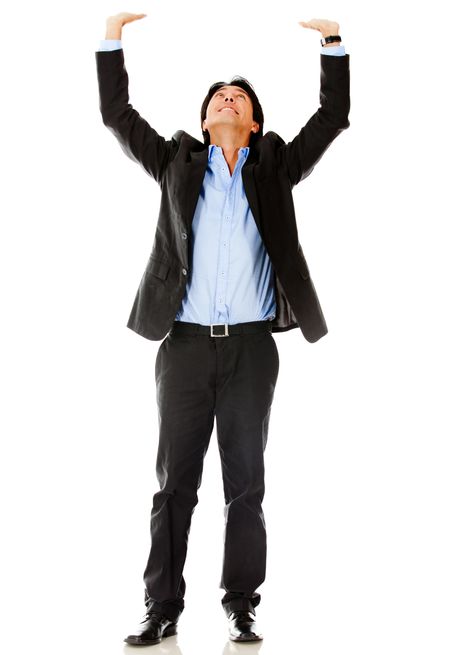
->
[214,152,241,324]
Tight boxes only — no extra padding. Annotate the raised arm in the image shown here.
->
[277,18,350,186]
[95,13,176,186]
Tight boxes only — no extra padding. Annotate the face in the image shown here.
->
[202,85,260,140]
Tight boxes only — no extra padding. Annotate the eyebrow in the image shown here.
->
[213,87,249,97]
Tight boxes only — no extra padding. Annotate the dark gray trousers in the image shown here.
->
[142,320,279,622]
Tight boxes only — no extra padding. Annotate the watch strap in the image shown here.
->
[320,35,342,46]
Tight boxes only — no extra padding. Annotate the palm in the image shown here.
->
[298,18,339,34]
[111,12,147,25]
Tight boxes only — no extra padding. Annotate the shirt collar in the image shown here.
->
[208,144,250,163]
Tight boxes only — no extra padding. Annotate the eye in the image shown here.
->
[214,91,246,99]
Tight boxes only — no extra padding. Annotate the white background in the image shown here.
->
[1,0,449,653]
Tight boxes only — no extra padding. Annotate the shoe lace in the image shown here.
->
[141,610,165,623]
[232,610,255,621]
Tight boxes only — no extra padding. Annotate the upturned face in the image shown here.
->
[202,85,259,140]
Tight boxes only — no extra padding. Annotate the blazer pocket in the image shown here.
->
[147,255,170,281]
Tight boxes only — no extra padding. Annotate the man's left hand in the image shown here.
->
[298,18,340,37]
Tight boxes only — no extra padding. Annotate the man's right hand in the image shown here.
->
[105,12,147,39]
[107,12,147,26]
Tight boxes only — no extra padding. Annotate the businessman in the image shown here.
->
[95,13,350,645]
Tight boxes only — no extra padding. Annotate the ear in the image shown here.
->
[252,122,260,134]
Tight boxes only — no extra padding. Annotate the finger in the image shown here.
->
[298,21,320,30]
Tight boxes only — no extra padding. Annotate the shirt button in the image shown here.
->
[181,232,187,239]
[182,268,187,276]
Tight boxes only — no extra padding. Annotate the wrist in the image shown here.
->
[105,19,123,40]
[320,33,341,47]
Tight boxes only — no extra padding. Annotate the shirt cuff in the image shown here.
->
[321,44,346,56]
[97,39,122,52]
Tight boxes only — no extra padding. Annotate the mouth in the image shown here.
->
[219,107,238,115]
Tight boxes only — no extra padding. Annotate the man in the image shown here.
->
[95,12,350,646]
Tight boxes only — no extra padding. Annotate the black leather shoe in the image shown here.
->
[228,610,263,642]
[124,610,178,646]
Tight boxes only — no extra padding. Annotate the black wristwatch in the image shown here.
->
[320,35,342,46]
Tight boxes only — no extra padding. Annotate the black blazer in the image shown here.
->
[95,49,350,343]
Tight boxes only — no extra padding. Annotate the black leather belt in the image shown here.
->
[170,320,273,337]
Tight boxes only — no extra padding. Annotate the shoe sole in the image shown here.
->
[229,634,263,642]
[124,624,178,646]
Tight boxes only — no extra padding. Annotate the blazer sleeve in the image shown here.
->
[277,53,350,186]
[95,48,176,186]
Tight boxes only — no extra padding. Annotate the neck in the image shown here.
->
[208,127,250,154]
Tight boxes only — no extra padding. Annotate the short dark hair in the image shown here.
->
[200,76,264,148]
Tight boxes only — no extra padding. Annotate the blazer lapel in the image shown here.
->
[184,148,208,229]
[242,147,263,236]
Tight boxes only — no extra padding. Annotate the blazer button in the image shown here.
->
[182,268,187,275]
[181,232,187,239]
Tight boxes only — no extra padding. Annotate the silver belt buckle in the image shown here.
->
[210,323,229,337]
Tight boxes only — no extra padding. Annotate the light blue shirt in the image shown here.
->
[97,39,346,325]
[176,144,277,324]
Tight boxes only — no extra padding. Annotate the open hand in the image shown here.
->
[107,12,147,26]
[298,18,339,36]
